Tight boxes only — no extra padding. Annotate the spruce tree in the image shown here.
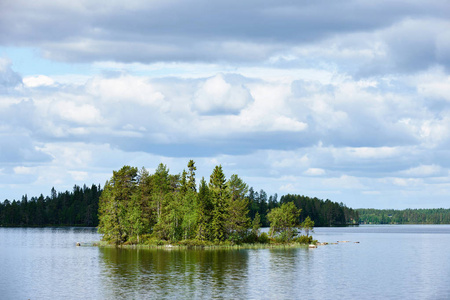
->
[209,165,228,242]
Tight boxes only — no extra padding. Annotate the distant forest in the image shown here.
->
[280,194,359,226]
[0,174,358,229]
[0,184,101,227]
[358,208,450,224]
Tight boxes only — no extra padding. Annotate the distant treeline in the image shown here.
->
[280,194,359,226]
[0,167,358,229]
[358,208,450,224]
[0,184,101,227]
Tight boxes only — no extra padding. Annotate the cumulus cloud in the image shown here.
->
[304,168,326,176]
[400,164,444,177]
[358,19,450,76]
[2,0,450,208]
[193,74,253,115]
[13,166,35,175]
[23,75,55,87]
[1,0,449,76]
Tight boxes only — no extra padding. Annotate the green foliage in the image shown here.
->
[98,166,139,244]
[0,184,102,227]
[196,177,212,240]
[280,194,359,226]
[209,165,229,242]
[252,212,261,235]
[226,174,250,241]
[294,235,315,244]
[301,216,314,237]
[358,208,450,224]
[97,161,253,245]
[258,232,269,244]
[267,202,301,242]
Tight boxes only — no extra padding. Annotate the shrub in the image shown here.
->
[294,235,314,244]
[244,232,258,243]
[145,237,166,246]
[258,232,270,244]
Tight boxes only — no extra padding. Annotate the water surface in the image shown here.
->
[1,225,449,299]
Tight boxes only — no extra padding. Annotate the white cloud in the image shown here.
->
[86,75,165,107]
[344,147,401,159]
[279,183,295,192]
[400,164,444,177]
[392,177,423,187]
[51,101,102,125]
[323,175,366,189]
[193,74,253,115]
[415,68,450,101]
[13,166,35,175]
[68,170,88,181]
[304,168,325,176]
[2,3,450,209]
[23,75,55,87]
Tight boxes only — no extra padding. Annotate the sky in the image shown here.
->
[1,0,450,209]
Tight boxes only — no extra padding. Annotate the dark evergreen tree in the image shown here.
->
[209,165,229,242]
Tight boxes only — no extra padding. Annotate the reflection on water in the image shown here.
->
[98,246,316,299]
[2,226,450,299]
[99,247,253,299]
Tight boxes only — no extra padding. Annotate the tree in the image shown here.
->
[187,159,197,192]
[252,212,261,236]
[301,216,314,237]
[226,174,250,242]
[209,165,228,242]
[98,165,138,244]
[267,202,301,242]
[196,177,212,240]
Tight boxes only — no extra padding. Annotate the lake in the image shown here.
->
[1,225,449,299]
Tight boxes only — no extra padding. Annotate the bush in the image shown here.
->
[294,235,314,244]
[227,232,243,245]
[178,239,213,247]
[243,231,258,243]
[145,236,166,246]
[258,232,270,244]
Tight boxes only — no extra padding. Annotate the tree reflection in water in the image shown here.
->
[99,247,250,299]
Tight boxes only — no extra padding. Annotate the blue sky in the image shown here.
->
[1,0,450,209]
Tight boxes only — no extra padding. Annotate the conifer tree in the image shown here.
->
[98,165,138,244]
[226,174,250,241]
[187,159,197,192]
[209,165,228,242]
[196,177,212,240]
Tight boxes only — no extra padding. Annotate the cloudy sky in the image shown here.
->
[1,0,450,209]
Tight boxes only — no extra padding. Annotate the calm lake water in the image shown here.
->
[1,225,450,299]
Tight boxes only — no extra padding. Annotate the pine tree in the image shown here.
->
[196,177,212,240]
[209,165,228,242]
[98,165,138,244]
[226,174,250,242]
[187,159,197,192]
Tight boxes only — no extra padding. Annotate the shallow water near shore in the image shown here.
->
[1,225,449,299]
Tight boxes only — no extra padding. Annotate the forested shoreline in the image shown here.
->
[3,162,450,233]
[0,184,101,227]
[358,208,450,224]
[97,162,316,245]
[0,162,358,231]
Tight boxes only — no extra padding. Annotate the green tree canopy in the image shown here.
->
[267,202,301,242]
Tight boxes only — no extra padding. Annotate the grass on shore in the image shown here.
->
[94,235,318,250]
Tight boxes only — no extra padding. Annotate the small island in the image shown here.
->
[98,161,317,248]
